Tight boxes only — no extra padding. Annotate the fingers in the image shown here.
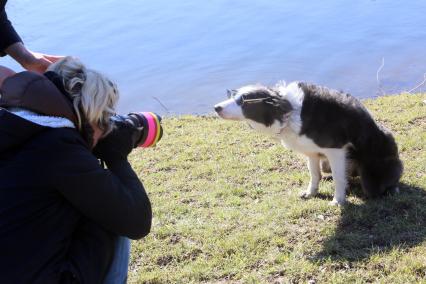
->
[5,43,64,73]
[43,54,65,63]
[32,53,64,64]
[25,52,64,73]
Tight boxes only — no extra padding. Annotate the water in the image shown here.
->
[3,0,426,115]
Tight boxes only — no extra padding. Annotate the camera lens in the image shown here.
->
[111,112,163,148]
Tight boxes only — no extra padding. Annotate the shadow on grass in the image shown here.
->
[313,183,426,262]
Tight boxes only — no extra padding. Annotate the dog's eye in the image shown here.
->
[235,96,243,106]
[263,97,274,104]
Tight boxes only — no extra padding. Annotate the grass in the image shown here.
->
[127,93,426,284]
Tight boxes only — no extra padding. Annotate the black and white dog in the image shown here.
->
[214,82,403,205]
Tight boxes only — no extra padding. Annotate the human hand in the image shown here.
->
[22,51,64,73]
[5,42,64,73]
[93,121,138,164]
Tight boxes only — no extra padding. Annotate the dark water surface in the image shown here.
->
[3,0,426,115]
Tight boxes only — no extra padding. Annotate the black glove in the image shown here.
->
[93,121,138,164]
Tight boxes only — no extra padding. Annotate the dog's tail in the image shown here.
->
[359,157,403,198]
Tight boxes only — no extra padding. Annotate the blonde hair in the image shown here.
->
[47,56,119,135]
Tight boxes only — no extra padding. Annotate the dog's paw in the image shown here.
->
[329,199,345,206]
[299,190,317,199]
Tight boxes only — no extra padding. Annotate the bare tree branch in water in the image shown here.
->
[406,73,426,94]
[376,57,425,96]
[152,96,170,114]
[376,57,386,97]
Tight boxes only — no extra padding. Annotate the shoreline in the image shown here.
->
[146,92,425,118]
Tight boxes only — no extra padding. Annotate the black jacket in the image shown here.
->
[0,72,152,283]
[0,0,22,54]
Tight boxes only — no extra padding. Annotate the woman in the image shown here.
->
[0,57,152,283]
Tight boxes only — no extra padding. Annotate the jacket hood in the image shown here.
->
[0,71,78,125]
[0,71,80,153]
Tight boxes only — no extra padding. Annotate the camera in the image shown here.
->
[111,112,163,148]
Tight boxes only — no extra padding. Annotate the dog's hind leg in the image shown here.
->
[323,149,347,206]
[300,154,321,199]
[320,158,331,174]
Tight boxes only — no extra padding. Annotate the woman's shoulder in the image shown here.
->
[35,127,90,152]
[32,127,103,172]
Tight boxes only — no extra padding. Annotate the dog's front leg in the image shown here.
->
[324,149,347,206]
[300,154,321,199]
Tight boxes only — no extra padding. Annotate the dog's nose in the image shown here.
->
[214,105,223,113]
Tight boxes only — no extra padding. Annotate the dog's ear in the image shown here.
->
[277,98,293,113]
[226,89,237,98]
[265,97,293,124]
[278,99,293,123]
[264,97,293,112]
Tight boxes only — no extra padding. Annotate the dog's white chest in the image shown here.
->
[278,128,321,154]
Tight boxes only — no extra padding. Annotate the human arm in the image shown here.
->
[0,5,63,72]
[49,130,152,239]
[5,42,63,73]
[0,6,21,55]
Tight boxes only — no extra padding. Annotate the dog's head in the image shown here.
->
[214,84,293,135]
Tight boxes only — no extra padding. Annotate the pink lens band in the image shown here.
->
[140,112,157,147]
[150,112,161,146]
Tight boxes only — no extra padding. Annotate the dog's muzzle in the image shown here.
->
[214,105,223,113]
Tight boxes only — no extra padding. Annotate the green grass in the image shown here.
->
[127,94,426,284]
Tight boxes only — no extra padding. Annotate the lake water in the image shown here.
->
[3,0,426,115]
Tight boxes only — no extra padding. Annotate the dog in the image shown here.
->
[214,82,403,205]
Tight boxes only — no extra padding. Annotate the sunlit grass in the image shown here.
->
[128,93,426,283]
